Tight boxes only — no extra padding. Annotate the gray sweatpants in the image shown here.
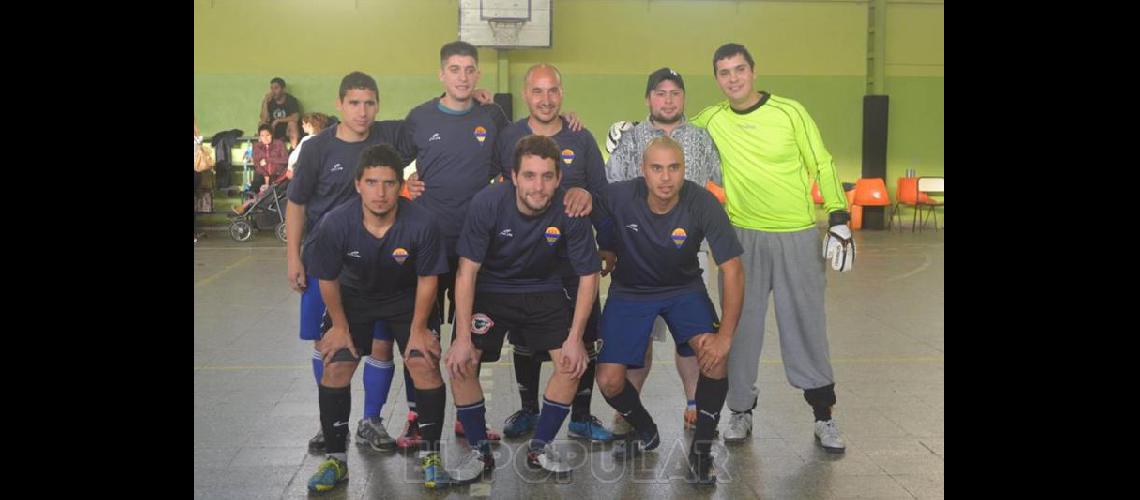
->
[723,226,835,412]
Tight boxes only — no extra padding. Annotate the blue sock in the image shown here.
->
[311,349,323,386]
[456,399,489,450]
[403,367,417,413]
[530,397,571,451]
[363,356,395,419]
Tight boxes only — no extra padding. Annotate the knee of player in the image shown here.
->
[322,355,358,386]
[595,368,625,397]
[403,351,434,374]
[370,340,394,360]
[700,360,728,379]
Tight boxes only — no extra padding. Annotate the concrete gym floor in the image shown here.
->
[194,226,944,499]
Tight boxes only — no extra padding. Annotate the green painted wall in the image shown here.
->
[885,0,944,203]
[195,0,942,201]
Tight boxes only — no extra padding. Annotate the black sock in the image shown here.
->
[804,383,836,421]
[571,357,597,422]
[603,379,655,438]
[513,349,541,413]
[319,384,352,454]
[693,375,728,456]
[415,385,446,452]
[403,367,417,413]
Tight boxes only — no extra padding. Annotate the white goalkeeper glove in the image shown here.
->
[822,211,855,272]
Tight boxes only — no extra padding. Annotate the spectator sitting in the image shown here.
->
[260,77,302,148]
[233,124,288,215]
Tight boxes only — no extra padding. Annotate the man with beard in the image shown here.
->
[494,64,614,443]
[445,135,601,479]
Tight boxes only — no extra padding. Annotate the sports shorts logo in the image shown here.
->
[471,313,494,335]
[671,228,687,249]
[392,247,409,265]
[499,228,513,238]
[625,224,639,232]
[544,226,561,246]
[429,133,441,142]
[347,250,361,258]
[473,126,488,144]
[561,149,575,165]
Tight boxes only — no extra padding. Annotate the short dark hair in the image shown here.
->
[440,41,479,67]
[270,77,286,88]
[355,144,405,182]
[338,71,379,100]
[257,123,273,135]
[712,43,755,75]
[512,135,561,175]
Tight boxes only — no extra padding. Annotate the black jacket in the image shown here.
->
[209,129,244,167]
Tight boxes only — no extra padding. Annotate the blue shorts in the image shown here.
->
[299,274,391,341]
[597,291,719,368]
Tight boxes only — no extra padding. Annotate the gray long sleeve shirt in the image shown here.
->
[604,116,722,185]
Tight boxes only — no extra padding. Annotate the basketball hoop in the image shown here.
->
[487,17,524,46]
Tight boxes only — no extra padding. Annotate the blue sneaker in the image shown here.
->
[307,456,348,494]
[421,451,457,489]
[502,409,538,438]
[568,415,615,442]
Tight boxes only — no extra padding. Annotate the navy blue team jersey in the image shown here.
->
[597,179,743,300]
[305,197,449,302]
[288,121,413,239]
[404,99,510,257]
[495,117,608,197]
[456,182,600,294]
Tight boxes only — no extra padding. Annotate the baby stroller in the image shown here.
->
[228,179,289,242]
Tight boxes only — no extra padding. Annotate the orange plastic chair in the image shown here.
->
[811,181,824,205]
[851,178,890,230]
[706,181,726,204]
[888,177,937,231]
[853,178,891,207]
[400,183,411,200]
[844,186,862,229]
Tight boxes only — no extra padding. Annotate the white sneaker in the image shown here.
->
[722,411,752,442]
[814,419,846,453]
[448,448,492,483]
[527,443,573,473]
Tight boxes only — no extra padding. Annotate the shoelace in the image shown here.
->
[819,420,839,436]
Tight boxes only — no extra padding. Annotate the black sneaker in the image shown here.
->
[612,424,660,460]
[308,428,326,454]
[686,451,716,485]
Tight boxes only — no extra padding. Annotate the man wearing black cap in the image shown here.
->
[604,67,723,437]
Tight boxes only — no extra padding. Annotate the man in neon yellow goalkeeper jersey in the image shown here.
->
[690,43,852,453]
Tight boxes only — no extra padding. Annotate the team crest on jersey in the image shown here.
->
[671,228,688,249]
[544,226,561,246]
[561,149,575,165]
[471,313,494,335]
[392,247,409,265]
[473,126,488,144]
